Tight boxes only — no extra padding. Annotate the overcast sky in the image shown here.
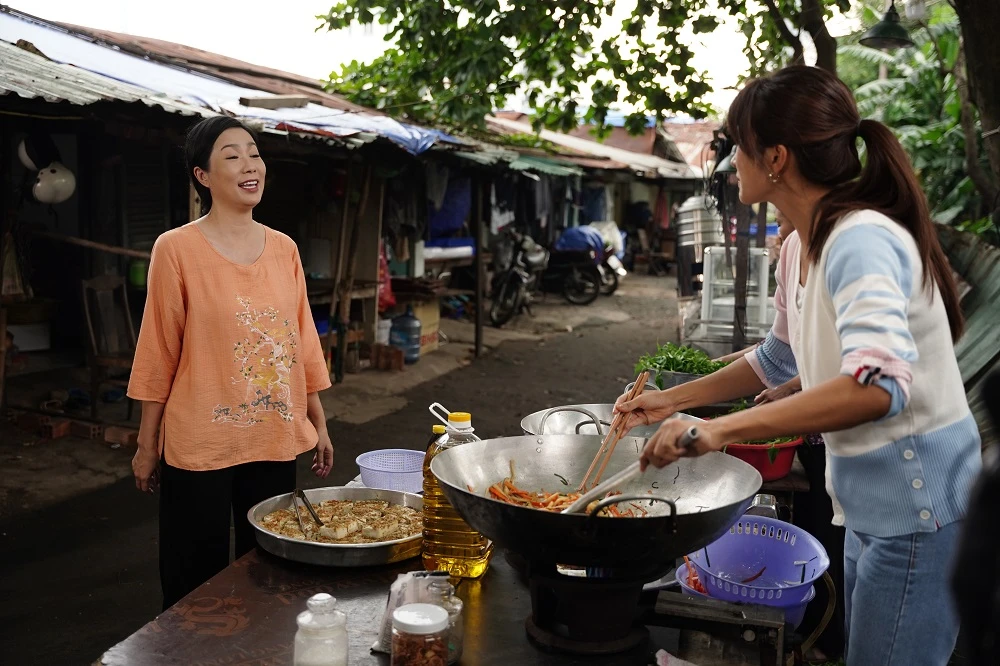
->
[11,0,856,115]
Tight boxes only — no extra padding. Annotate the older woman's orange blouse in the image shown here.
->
[127,223,331,471]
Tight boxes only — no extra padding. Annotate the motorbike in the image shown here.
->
[489,228,602,327]
[597,243,627,296]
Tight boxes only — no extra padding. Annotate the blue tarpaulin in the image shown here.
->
[427,177,472,237]
[555,226,605,260]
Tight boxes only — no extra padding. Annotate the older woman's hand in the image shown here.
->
[311,430,334,478]
[640,419,721,470]
[614,389,677,432]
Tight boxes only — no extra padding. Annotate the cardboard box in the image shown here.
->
[660,239,677,261]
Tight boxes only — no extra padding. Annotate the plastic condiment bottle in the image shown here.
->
[422,411,494,578]
[427,579,464,664]
[391,603,449,666]
[293,593,348,666]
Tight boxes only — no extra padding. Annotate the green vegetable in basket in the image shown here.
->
[724,400,798,463]
[634,343,729,383]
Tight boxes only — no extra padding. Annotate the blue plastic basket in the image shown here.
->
[686,516,829,604]
[675,562,816,629]
[355,449,425,494]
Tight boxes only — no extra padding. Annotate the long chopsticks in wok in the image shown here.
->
[577,371,650,491]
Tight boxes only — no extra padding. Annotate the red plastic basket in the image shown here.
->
[724,438,802,482]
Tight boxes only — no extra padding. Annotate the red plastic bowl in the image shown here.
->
[724,438,802,482]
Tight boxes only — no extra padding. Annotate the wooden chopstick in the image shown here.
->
[592,372,648,485]
[577,372,648,491]
[577,377,641,490]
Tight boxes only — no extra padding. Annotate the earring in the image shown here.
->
[768,172,781,184]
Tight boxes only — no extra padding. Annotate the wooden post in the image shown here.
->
[30,230,151,259]
[327,159,355,378]
[474,175,485,358]
[338,166,373,323]
[757,201,769,249]
[733,200,751,352]
[0,307,6,409]
[333,166,372,383]
[189,182,202,220]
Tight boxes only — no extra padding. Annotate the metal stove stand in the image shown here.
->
[644,589,795,666]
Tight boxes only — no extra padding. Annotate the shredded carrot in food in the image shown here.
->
[684,556,708,594]
[485,460,649,516]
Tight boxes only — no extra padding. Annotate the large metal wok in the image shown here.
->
[520,404,701,438]
[431,435,761,581]
[248,487,423,567]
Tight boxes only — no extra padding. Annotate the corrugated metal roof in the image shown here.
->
[0,8,464,155]
[486,116,697,180]
[508,155,582,177]
[0,38,212,117]
[568,125,656,156]
[663,119,718,178]
[55,23,375,115]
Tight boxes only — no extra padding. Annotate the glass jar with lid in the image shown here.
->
[293,593,348,666]
[427,579,464,664]
[391,603,449,666]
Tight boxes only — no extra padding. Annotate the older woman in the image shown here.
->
[128,116,334,609]
[617,66,979,665]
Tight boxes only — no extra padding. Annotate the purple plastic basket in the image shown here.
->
[674,563,816,630]
[686,516,829,604]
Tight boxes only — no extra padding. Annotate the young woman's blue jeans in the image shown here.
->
[844,521,961,665]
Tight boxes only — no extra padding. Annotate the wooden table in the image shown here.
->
[96,549,671,666]
[96,466,811,666]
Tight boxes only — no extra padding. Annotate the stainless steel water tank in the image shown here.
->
[676,195,725,253]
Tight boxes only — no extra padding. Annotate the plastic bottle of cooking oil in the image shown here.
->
[422,412,493,578]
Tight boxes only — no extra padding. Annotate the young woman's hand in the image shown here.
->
[639,419,722,470]
[614,389,678,431]
[312,430,334,478]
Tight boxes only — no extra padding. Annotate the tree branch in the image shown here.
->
[761,0,804,65]
[954,41,999,204]
[800,0,838,73]
[919,21,950,78]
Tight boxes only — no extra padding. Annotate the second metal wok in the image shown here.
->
[431,435,761,580]
[520,403,701,439]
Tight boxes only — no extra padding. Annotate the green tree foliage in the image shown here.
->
[317,0,848,132]
[839,2,994,233]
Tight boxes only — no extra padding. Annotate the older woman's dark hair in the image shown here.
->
[726,65,963,341]
[184,116,259,216]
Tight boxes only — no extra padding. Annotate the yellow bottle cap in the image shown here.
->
[432,425,447,434]
[448,412,472,424]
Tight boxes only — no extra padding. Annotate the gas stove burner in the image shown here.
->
[525,617,649,655]
[524,564,653,655]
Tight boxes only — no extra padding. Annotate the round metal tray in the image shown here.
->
[248,486,423,567]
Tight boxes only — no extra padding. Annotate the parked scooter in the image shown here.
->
[489,228,601,327]
[598,242,627,295]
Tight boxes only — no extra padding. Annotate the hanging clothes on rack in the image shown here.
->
[425,163,450,212]
[491,176,516,235]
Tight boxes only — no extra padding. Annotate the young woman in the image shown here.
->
[128,117,334,609]
[617,66,980,665]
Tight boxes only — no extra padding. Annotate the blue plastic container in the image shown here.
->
[686,516,829,605]
[389,306,422,364]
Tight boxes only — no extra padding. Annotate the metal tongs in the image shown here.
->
[291,488,324,534]
[561,425,700,514]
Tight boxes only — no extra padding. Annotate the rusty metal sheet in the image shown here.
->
[0,39,212,117]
